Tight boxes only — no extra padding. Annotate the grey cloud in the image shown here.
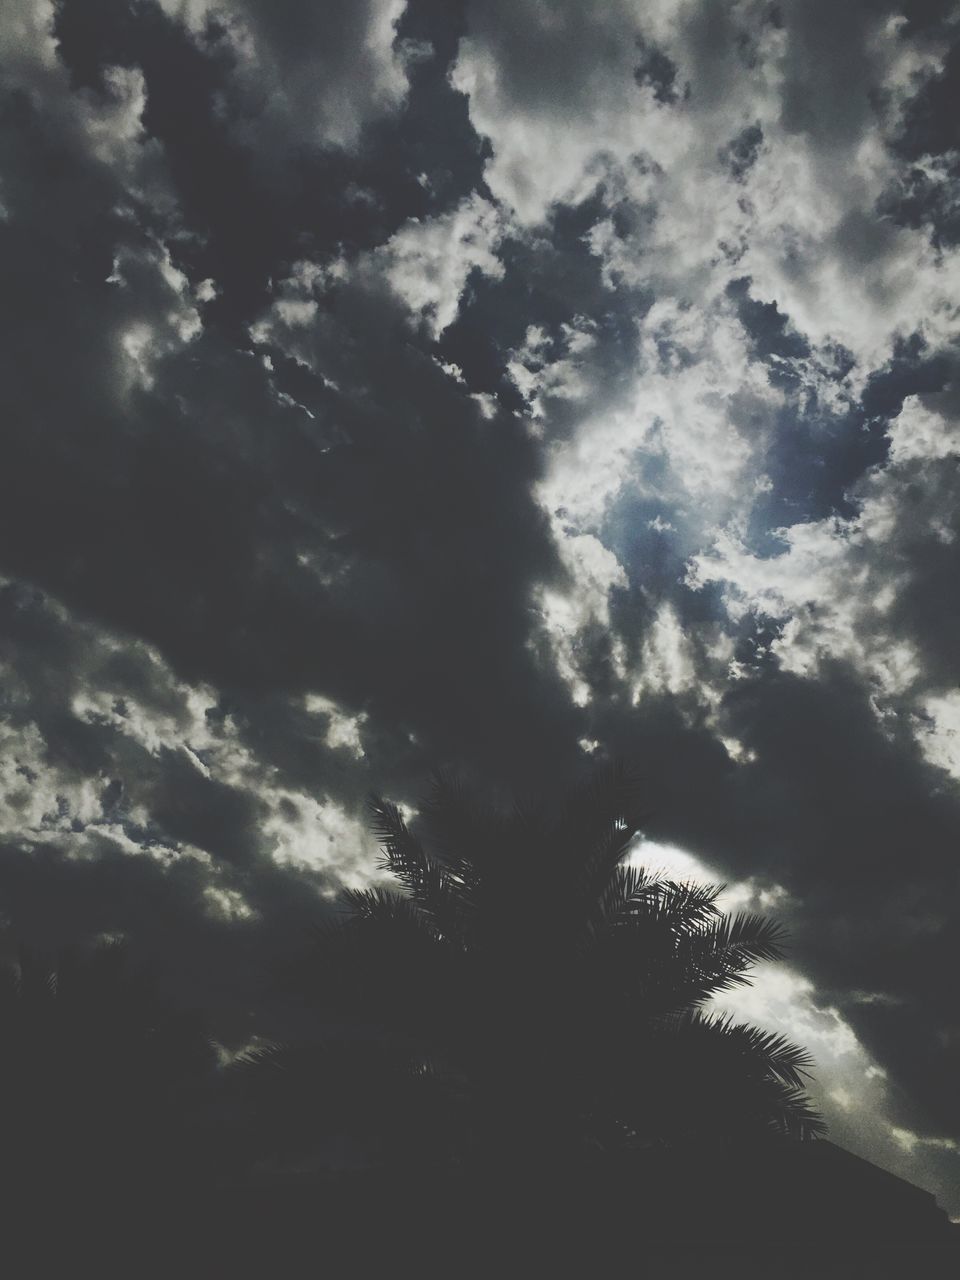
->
[0,61,570,783]
[777,0,884,148]
[460,0,643,115]
[216,0,410,148]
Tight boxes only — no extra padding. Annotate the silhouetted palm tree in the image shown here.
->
[287,766,824,1166]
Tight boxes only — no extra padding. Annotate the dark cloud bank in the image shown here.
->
[1,0,960,1212]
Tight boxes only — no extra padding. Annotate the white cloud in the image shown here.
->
[738,137,960,376]
[263,790,373,889]
[532,524,628,706]
[0,721,102,838]
[634,603,698,700]
[258,196,505,346]
[890,1127,960,1157]
[304,693,368,759]
[453,0,724,227]
[379,195,505,337]
[686,505,922,695]
[456,0,960,614]
[203,883,256,922]
[507,319,596,420]
[0,580,382,897]
[914,692,960,783]
[0,0,59,78]
[536,291,776,545]
[887,392,960,464]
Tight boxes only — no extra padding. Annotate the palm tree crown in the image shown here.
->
[291,766,825,1162]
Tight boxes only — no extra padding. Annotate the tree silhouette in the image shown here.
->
[0,939,218,1202]
[283,766,825,1167]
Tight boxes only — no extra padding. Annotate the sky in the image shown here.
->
[1,0,959,1214]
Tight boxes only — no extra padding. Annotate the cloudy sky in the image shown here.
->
[2,0,960,1213]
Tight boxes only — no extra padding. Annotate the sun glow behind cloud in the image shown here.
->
[632,837,960,1216]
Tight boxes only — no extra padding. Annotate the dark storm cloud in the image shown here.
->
[0,830,336,1042]
[718,671,960,1138]
[0,2,580,1039]
[0,28,579,788]
[0,581,285,871]
[50,0,487,325]
[0,574,421,1046]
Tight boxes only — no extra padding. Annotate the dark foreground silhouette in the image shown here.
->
[0,770,956,1276]
[268,767,825,1168]
[4,1135,957,1278]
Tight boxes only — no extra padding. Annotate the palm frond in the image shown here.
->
[366,798,469,943]
[614,1009,827,1143]
[418,772,500,879]
[565,762,649,844]
[650,879,724,928]
[690,1011,815,1086]
[658,913,789,1007]
[563,763,649,886]
[762,1083,829,1141]
[367,797,430,893]
[677,1010,825,1139]
[229,1039,288,1073]
[342,886,424,924]
[579,864,664,949]
[586,896,787,1021]
[706,913,788,965]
